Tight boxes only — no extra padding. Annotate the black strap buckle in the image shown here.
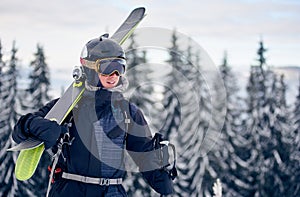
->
[99,178,110,186]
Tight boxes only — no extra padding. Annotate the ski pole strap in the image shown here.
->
[154,133,178,180]
[166,143,177,180]
[62,172,123,186]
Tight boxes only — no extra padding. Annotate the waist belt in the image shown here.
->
[62,172,122,186]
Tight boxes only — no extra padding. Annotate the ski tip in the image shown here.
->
[134,7,145,12]
[132,7,146,16]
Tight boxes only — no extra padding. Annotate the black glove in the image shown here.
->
[13,113,33,143]
[13,113,68,149]
[143,169,174,195]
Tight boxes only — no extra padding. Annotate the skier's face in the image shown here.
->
[98,71,120,89]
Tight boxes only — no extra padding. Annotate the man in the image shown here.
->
[13,35,175,196]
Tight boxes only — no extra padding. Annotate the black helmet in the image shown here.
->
[81,34,125,61]
[80,34,126,88]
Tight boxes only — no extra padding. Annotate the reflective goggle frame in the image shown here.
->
[82,57,126,76]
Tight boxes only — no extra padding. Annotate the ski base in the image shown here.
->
[15,143,45,181]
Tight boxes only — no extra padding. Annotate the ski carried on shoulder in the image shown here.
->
[7,7,146,181]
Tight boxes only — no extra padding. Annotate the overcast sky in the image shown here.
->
[1,0,299,85]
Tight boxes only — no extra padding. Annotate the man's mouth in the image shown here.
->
[107,81,115,85]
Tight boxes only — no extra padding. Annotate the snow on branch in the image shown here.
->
[213,178,222,197]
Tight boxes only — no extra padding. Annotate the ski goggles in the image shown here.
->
[81,57,126,76]
[95,58,126,76]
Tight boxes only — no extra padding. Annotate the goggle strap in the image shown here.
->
[82,59,97,70]
[82,58,125,72]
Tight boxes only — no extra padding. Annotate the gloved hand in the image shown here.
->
[143,169,174,195]
[13,113,68,149]
[13,113,33,143]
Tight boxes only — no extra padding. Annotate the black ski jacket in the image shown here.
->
[13,88,174,196]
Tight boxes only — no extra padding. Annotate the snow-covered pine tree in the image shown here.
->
[287,76,300,196]
[0,39,3,94]
[19,44,52,196]
[0,41,6,176]
[161,30,189,196]
[0,40,11,196]
[168,31,215,196]
[0,41,33,196]
[240,39,293,196]
[125,33,141,91]
[239,39,270,196]
[161,29,183,139]
[23,44,51,110]
[123,34,153,197]
[125,33,153,115]
[210,51,247,197]
[257,73,292,196]
[247,40,268,114]
[0,39,5,111]
[192,62,215,197]
[185,44,218,197]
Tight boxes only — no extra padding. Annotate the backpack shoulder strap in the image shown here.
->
[117,99,132,133]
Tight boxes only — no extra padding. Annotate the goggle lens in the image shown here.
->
[96,58,126,75]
